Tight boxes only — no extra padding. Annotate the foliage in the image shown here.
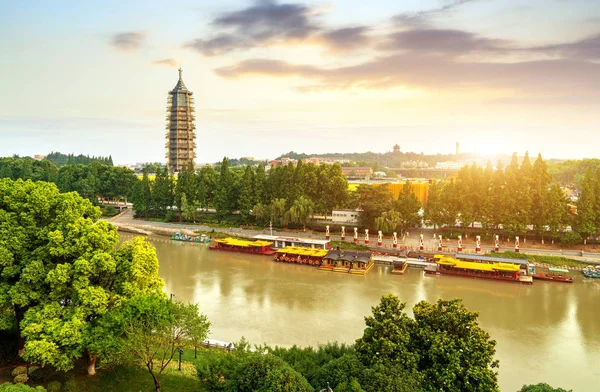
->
[0,383,46,392]
[98,295,210,392]
[226,354,313,392]
[45,152,112,167]
[559,231,582,247]
[46,382,61,392]
[330,241,369,251]
[517,383,572,392]
[489,251,588,268]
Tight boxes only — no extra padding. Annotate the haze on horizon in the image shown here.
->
[1,0,599,165]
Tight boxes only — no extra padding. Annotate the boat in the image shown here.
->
[582,266,600,279]
[424,254,533,285]
[273,247,328,267]
[391,261,408,275]
[171,232,210,243]
[531,267,574,283]
[319,250,374,275]
[208,237,276,255]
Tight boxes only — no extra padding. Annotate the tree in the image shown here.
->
[0,384,47,392]
[100,294,210,392]
[227,354,313,392]
[393,181,422,233]
[153,166,174,218]
[575,167,596,241]
[175,161,196,211]
[181,193,196,223]
[518,383,572,392]
[354,294,417,369]
[0,179,164,375]
[423,181,444,230]
[132,169,153,218]
[353,185,393,229]
[411,299,499,392]
[238,166,256,223]
[287,196,315,231]
[214,158,235,220]
[269,198,288,227]
[375,210,402,234]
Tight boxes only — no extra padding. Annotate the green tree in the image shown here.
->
[353,185,393,229]
[393,181,422,233]
[0,383,47,392]
[175,161,197,210]
[424,181,444,230]
[181,193,196,222]
[152,166,174,218]
[132,169,153,218]
[254,164,267,204]
[100,294,210,392]
[287,196,315,231]
[354,294,417,369]
[575,167,596,241]
[227,354,313,392]
[411,298,499,392]
[375,210,402,234]
[238,166,256,223]
[269,198,288,227]
[214,158,235,220]
[517,383,572,392]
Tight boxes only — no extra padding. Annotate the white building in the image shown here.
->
[331,209,361,224]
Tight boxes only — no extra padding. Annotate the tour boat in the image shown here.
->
[531,267,574,283]
[209,237,276,255]
[320,250,375,275]
[273,247,328,267]
[424,254,533,285]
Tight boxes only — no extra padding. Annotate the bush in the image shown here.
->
[28,367,55,383]
[11,367,27,377]
[0,383,46,391]
[518,383,572,392]
[45,382,61,392]
[60,379,75,392]
[12,374,28,384]
[560,232,582,247]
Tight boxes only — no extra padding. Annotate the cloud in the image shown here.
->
[379,28,510,55]
[111,32,146,51]
[186,0,319,56]
[533,33,600,60]
[153,58,178,67]
[393,0,481,26]
[215,54,600,98]
[319,26,371,52]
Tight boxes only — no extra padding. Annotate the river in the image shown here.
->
[125,234,600,392]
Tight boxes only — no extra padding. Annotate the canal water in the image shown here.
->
[125,234,600,392]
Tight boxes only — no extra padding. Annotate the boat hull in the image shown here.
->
[208,245,276,256]
[532,274,574,283]
[424,269,533,285]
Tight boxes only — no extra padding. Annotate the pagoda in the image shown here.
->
[166,68,196,172]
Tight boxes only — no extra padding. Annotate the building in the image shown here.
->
[331,209,361,224]
[393,144,400,153]
[166,68,196,172]
[381,180,430,206]
[341,166,372,179]
[33,154,47,161]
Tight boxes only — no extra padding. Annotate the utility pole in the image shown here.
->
[269,220,273,236]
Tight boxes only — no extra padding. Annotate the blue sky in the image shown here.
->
[1,0,599,164]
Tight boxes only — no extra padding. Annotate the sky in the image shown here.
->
[0,0,599,164]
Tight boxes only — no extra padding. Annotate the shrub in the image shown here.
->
[11,367,27,377]
[12,374,28,384]
[60,379,75,392]
[560,232,582,247]
[0,383,47,391]
[28,367,55,383]
[45,382,61,392]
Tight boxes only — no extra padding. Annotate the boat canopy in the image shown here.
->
[549,267,569,273]
[276,247,328,257]
[215,238,273,247]
[455,253,529,266]
[437,255,520,272]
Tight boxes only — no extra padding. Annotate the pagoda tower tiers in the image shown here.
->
[166,68,196,172]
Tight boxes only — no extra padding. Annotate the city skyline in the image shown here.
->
[1,0,599,164]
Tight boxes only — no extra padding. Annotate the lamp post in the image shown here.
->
[170,293,175,301]
[177,348,184,371]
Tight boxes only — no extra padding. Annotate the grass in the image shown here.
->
[490,251,589,268]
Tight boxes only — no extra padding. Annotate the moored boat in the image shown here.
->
[532,267,574,283]
[209,237,276,255]
[424,254,533,285]
[171,232,210,243]
[273,247,328,266]
[391,262,408,275]
[582,267,600,279]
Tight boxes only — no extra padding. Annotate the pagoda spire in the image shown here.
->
[179,67,183,81]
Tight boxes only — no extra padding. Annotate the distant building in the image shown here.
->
[33,154,47,161]
[331,209,361,224]
[435,161,468,170]
[393,144,400,153]
[166,68,196,172]
[373,171,387,177]
[341,167,372,179]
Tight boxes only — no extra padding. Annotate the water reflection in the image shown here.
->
[121,234,600,392]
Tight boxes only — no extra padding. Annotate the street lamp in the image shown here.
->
[177,348,184,371]
[170,293,175,301]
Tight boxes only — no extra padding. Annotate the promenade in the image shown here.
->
[109,209,600,264]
